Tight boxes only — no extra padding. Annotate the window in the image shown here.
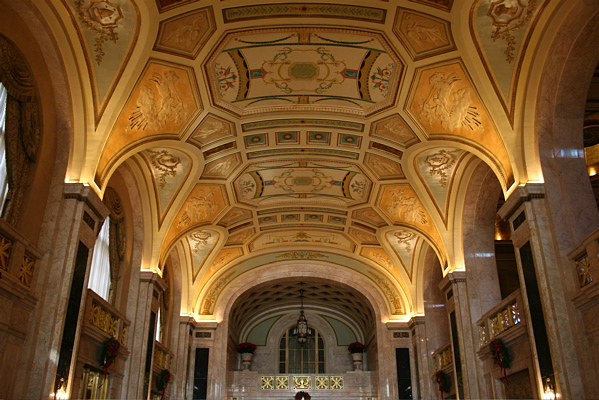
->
[279,326,325,373]
[87,217,111,300]
[0,83,8,214]
[155,306,162,342]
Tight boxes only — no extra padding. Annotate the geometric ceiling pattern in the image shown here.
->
[53,0,555,321]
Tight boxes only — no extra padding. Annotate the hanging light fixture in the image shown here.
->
[293,289,310,345]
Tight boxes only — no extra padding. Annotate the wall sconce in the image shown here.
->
[54,378,68,400]
[542,378,556,400]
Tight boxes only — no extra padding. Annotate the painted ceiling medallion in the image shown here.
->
[235,160,372,207]
[205,28,404,117]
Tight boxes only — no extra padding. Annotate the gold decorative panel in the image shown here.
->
[276,376,289,390]
[0,234,12,271]
[89,301,119,337]
[154,347,169,369]
[330,376,344,389]
[261,376,274,390]
[316,376,329,389]
[293,376,311,389]
[19,255,35,287]
[575,254,594,287]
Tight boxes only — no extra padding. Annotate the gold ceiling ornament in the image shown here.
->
[74,0,123,64]
[148,150,181,188]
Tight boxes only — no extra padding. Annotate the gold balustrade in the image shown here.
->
[0,222,41,288]
[85,289,130,347]
[476,289,524,347]
[432,343,452,372]
[260,375,344,390]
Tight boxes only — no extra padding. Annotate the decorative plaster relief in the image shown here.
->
[361,247,394,270]
[364,153,405,180]
[470,0,547,123]
[210,248,243,272]
[226,228,255,245]
[185,229,219,280]
[222,4,387,24]
[409,0,453,12]
[154,7,216,59]
[352,207,387,228]
[370,114,418,146]
[349,228,379,245]
[393,8,456,60]
[96,61,199,186]
[218,207,253,227]
[201,153,241,179]
[141,147,191,217]
[408,60,514,186]
[206,27,404,117]
[386,229,419,279]
[189,114,236,148]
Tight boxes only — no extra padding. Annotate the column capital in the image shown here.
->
[438,270,467,293]
[498,182,546,220]
[63,183,109,220]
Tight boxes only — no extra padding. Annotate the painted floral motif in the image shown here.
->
[74,0,123,64]
[488,0,538,63]
[371,63,394,97]
[215,63,237,97]
[189,231,212,251]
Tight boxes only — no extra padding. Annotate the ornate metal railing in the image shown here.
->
[432,343,452,372]
[260,375,344,390]
[477,289,524,347]
[575,253,594,287]
[0,221,41,288]
[153,341,172,370]
[85,289,130,346]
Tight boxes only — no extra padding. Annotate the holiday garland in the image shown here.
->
[100,337,120,377]
[295,391,311,400]
[490,339,511,384]
[157,369,172,400]
[434,371,450,400]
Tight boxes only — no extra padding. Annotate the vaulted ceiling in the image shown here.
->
[51,0,560,321]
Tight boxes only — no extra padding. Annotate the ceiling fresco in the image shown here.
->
[205,27,404,117]
[49,0,561,320]
[61,0,140,122]
[470,0,549,123]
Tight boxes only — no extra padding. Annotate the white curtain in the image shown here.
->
[156,307,162,342]
[88,217,111,301]
[0,83,9,214]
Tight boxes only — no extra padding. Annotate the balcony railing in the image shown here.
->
[477,289,524,347]
[431,343,452,372]
[0,220,41,289]
[85,289,130,346]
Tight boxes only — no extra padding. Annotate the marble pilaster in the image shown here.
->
[11,183,108,400]
[499,183,587,400]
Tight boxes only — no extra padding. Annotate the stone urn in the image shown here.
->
[241,352,253,371]
[351,352,363,371]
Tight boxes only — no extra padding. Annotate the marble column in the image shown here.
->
[498,183,586,400]
[439,270,484,399]
[11,183,108,400]
[409,316,435,399]
[172,316,194,399]
[122,271,165,399]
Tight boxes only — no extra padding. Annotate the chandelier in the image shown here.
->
[293,289,312,345]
